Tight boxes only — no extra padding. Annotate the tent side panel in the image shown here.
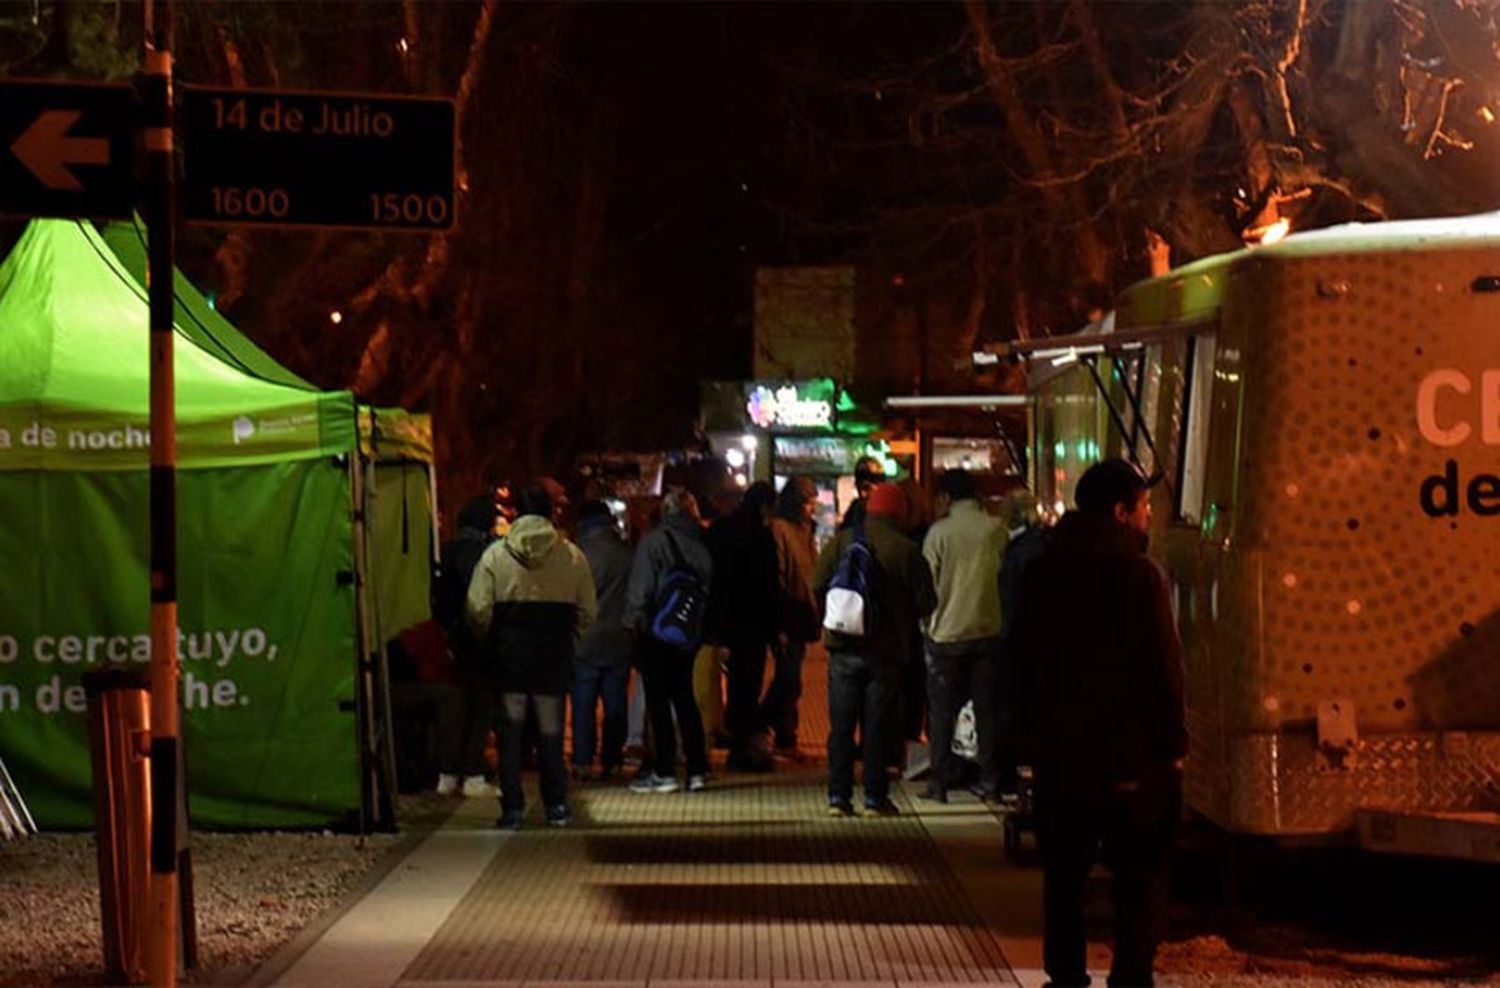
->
[371,463,434,647]
[0,462,359,828]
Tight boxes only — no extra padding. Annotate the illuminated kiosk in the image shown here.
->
[700,379,902,543]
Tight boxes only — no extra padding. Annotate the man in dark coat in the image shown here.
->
[705,481,780,770]
[1011,458,1186,988]
[572,500,635,780]
[432,495,499,796]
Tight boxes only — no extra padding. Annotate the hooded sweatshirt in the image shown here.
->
[466,514,597,694]
[1010,510,1185,790]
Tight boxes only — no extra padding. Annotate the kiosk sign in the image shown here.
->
[746,383,834,431]
[180,87,455,231]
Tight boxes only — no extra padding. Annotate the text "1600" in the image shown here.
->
[371,193,449,226]
[210,186,290,219]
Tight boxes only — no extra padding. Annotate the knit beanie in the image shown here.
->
[866,482,906,520]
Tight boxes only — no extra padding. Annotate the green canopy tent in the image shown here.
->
[99,218,437,815]
[0,219,363,828]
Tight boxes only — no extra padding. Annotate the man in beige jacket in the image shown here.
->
[920,469,1008,802]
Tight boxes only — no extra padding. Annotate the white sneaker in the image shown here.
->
[688,773,708,792]
[629,772,680,794]
[461,774,495,798]
[435,773,459,796]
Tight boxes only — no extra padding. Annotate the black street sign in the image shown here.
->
[0,80,135,219]
[180,87,455,231]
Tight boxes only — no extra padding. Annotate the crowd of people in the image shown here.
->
[396,454,1186,988]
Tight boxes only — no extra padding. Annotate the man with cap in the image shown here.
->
[1011,458,1186,988]
[813,482,936,817]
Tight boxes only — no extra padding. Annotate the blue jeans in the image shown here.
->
[826,651,896,803]
[571,661,629,772]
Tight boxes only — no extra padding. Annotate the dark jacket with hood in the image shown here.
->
[466,514,597,694]
[704,504,779,643]
[1011,510,1186,791]
[811,513,936,671]
[436,524,493,670]
[624,514,714,636]
[577,516,635,667]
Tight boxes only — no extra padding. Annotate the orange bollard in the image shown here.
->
[84,668,153,986]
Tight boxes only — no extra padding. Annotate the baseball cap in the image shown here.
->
[1073,458,1158,513]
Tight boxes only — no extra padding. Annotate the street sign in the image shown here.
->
[0,80,135,219]
[180,87,455,231]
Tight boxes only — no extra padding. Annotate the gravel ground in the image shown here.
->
[4,793,1496,988]
[0,801,431,988]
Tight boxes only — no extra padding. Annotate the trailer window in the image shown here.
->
[1176,334,1216,523]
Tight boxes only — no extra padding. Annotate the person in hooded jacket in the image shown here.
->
[432,495,501,796]
[625,487,715,793]
[467,484,597,829]
[1011,458,1186,988]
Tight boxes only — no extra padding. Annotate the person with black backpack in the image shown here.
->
[624,487,715,794]
[813,482,936,817]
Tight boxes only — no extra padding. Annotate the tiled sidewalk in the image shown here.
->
[268,649,1037,988]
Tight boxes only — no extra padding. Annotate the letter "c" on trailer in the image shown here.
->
[1416,370,1472,446]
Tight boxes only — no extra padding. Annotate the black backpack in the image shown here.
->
[649,530,709,651]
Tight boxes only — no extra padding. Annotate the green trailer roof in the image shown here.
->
[1118,211,1500,329]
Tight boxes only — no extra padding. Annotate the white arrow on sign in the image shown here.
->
[9,110,110,191]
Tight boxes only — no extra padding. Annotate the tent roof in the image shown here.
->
[102,219,433,467]
[0,220,355,470]
[100,217,317,391]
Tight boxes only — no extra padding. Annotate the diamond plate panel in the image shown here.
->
[1187,712,1500,835]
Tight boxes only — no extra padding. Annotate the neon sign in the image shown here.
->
[746,384,833,430]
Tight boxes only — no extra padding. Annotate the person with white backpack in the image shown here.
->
[812,483,935,817]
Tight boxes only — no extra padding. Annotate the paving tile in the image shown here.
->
[388,647,1018,986]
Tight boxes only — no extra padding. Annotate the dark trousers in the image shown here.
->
[759,638,806,747]
[637,637,709,778]
[925,640,1001,792]
[1037,769,1181,988]
[498,692,567,813]
[724,635,769,752]
[391,681,466,789]
[826,651,896,802]
[455,670,495,776]
[570,661,629,771]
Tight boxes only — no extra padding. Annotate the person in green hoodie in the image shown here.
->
[920,469,1009,803]
[467,484,597,829]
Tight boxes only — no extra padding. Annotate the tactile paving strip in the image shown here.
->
[400,649,1014,986]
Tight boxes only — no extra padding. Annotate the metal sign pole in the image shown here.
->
[142,0,179,984]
